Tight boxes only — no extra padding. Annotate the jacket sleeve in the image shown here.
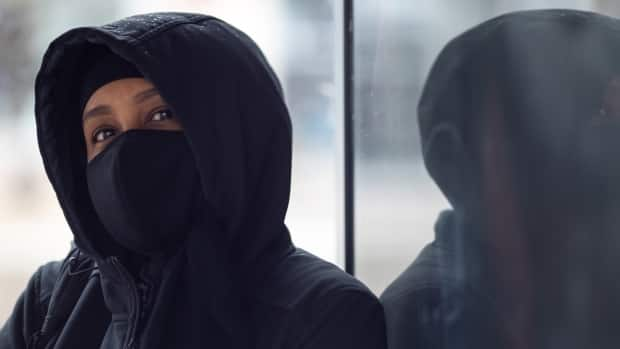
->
[382,286,507,349]
[0,262,61,349]
[300,290,387,349]
[382,287,444,349]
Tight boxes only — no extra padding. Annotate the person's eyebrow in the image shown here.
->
[133,87,160,104]
[82,87,161,122]
[82,105,113,122]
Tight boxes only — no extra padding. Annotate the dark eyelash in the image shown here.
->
[88,107,173,144]
[91,127,116,144]
[149,107,174,121]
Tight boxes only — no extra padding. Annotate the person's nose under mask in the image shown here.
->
[86,129,202,255]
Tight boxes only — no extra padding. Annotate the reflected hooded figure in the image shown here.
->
[381,9,620,349]
[0,13,386,349]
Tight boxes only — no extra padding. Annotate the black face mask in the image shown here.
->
[86,129,202,255]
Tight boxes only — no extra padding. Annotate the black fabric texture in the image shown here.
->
[78,48,142,115]
[86,129,202,256]
[0,12,386,349]
[382,211,505,349]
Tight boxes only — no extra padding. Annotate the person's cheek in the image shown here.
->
[168,119,183,130]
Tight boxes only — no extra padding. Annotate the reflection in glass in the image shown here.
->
[380,8,620,349]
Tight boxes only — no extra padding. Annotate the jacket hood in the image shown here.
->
[35,12,293,270]
[418,9,620,208]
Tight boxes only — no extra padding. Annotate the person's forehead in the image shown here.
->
[84,78,155,106]
[82,79,161,123]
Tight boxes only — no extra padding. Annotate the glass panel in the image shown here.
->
[354,0,620,295]
[0,0,343,322]
[355,0,620,347]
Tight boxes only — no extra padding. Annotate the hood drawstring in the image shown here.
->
[67,249,99,276]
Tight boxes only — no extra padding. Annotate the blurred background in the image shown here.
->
[2,0,620,324]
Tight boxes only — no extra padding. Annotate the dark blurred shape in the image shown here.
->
[382,9,620,349]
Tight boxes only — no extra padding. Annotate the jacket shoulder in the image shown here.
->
[381,242,445,304]
[22,248,87,325]
[255,248,376,310]
[251,248,385,348]
[380,242,502,349]
[380,241,470,327]
[0,259,65,348]
[36,260,65,304]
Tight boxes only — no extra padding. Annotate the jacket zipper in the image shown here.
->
[109,257,142,349]
[133,275,154,349]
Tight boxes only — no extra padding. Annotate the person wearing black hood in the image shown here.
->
[381,9,620,349]
[0,13,386,349]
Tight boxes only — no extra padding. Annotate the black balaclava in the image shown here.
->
[79,51,142,115]
[81,51,203,256]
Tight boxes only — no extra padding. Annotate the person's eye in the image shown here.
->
[91,127,117,144]
[149,108,175,122]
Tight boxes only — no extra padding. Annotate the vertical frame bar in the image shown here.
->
[344,0,355,275]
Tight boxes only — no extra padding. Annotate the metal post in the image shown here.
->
[343,0,355,275]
